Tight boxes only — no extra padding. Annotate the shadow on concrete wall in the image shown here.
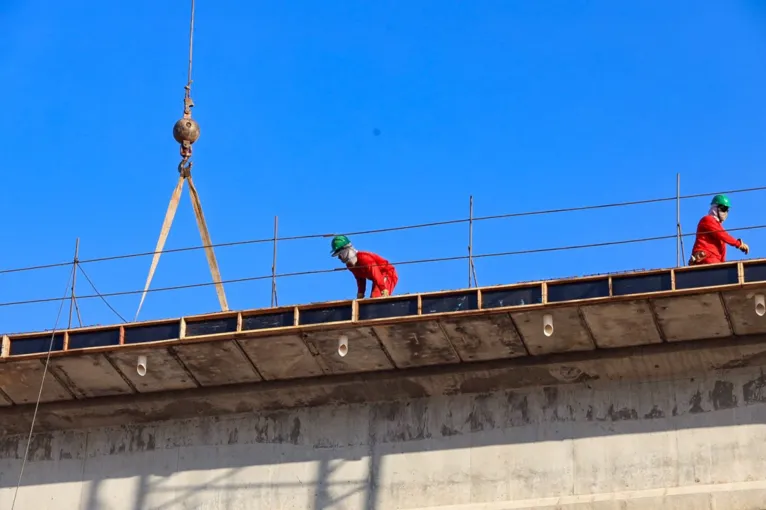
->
[2,364,766,509]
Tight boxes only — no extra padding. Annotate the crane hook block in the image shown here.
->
[173,118,201,145]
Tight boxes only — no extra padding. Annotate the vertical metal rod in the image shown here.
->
[676,173,682,267]
[271,216,279,307]
[68,238,80,329]
[468,196,474,288]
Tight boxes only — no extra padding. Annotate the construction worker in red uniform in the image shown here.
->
[689,194,750,265]
[331,235,398,298]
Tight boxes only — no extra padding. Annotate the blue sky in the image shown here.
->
[1,1,765,333]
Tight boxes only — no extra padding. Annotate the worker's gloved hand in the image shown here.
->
[381,289,389,297]
[739,240,750,254]
[357,292,365,299]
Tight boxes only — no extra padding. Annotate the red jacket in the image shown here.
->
[691,214,742,263]
[349,251,396,295]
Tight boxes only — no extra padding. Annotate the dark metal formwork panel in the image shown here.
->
[482,285,542,309]
[242,311,294,331]
[744,262,766,283]
[185,317,238,337]
[548,278,610,302]
[10,334,65,356]
[123,323,180,345]
[612,272,672,296]
[68,329,121,350]
[299,305,353,325]
[359,297,418,320]
[675,265,738,290]
[422,291,478,314]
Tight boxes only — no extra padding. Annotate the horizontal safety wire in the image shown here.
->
[0,185,764,277]
[0,223,763,309]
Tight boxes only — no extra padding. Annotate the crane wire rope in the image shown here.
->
[10,265,75,510]
[0,184,765,278]
[0,223,763,310]
[134,0,229,321]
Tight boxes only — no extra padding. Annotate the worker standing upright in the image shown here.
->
[330,235,398,298]
[689,194,750,265]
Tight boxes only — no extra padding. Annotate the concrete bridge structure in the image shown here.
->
[1,259,766,509]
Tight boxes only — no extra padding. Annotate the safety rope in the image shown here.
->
[1,222,764,311]
[10,266,74,510]
[1,184,765,277]
[134,0,228,320]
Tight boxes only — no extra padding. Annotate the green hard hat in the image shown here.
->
[330,235,351,255]
[711,194,731,208]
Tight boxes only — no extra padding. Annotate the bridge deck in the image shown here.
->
[1,259,766,433]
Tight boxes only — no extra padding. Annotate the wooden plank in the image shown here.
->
[302,327,394,375]
[106,348,198,393]
[372,320,459,368]
[653,293,732,342]
[438,313,527,362]
[238,333,324,381]
[721,289,766,336]
[0,359,74,404]
[3,262,766,365]
[48,354,134,398]
[172,340,262,386]
[580,300,662,348]
[511,307,595,355]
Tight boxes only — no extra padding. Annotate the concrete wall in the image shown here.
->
[2,364,766,510]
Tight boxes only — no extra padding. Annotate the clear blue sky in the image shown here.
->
[1,1,765,333]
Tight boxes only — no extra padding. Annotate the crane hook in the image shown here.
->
[173,92,200,179]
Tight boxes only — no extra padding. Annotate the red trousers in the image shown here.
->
[371,272,398,298]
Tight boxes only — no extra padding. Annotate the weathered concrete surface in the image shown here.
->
[2,363,766,509]
[5,334,766,436]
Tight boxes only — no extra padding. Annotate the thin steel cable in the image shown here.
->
[0,223,762,310]
[10,266,74,510]
[0,185,764,276]
[187,0,194,90]
[77,264,128,323]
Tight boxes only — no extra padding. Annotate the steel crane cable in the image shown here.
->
[134,0,228,320]
[0,223,763,310]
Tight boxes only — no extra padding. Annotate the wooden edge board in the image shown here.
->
[3,281,766,363]
[3,260,766,354]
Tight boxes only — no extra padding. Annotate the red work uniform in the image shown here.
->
[690,215,743,265]
[349,251,398,298]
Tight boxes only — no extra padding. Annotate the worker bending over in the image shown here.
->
[331,235,398,298]
[689,194,750,265]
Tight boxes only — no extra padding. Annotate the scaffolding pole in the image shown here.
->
[468,196,473,287]
[676,173,686,266]
[271,216,279,307]
[68,238,83,329]
[468,196,478,288]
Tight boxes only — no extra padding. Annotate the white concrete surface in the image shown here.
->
[2,364,766,509]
